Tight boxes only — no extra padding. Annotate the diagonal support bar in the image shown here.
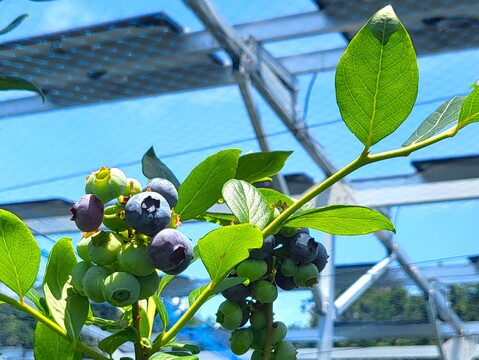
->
[183,0,340,177]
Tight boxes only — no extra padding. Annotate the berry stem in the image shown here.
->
[262,302,274,360]
[262,126,457,239]
[152,282,215,352]
[0,292,109,360]
[132,301,149,360]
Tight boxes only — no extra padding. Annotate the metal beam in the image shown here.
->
[355,177,479,208]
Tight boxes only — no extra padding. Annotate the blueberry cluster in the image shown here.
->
[69,167,192,307]
[215,229,328,359]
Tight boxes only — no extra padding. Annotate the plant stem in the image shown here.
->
[0,292,109,360]
[132,301,148,360]
[152,282,215,352]
[262,303,274,360]
[262,155,368,238]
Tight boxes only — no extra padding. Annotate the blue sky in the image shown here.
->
[1,1,478,327]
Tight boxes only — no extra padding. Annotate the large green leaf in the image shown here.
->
[142,146,180,189]
[403,96,465,146]
[283,205,395,235]
[42,238,88,341]
[43,237,77,299]
[98,328,139,356]
[335,5,418,148]
[222,179,271,230]
[34,322,81,360]
[153,294,169,334]
[198,224,263,283]
[235,151,292,183]
[176,149,241,221]
[44,283,89,342]
[0,14,28,35]
[0,76,45,102]
[0,209,40,298]
[458,86,479,127]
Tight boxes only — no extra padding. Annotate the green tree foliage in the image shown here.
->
[0,306,36,348]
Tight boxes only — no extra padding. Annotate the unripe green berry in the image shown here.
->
[280,257,298,277]
[103,271,140,307]
[273,341,297,359]
[87,231,123,266]
[271,321,287,345]
[216,300,244,330]
[293,263,318,287]
[250,309,268,330]
[77,235,92,262]
[229,327,254,355]
[236,259,268,282]
[82,265,110,303]
[86,167,127,203]
[117,242,155,276]
[103,204,129,232]
[136,271,160,300]
[71,261,92,295]
[252,280,278,303]
[122,178,142,197]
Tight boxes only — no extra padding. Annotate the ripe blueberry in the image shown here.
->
[312,241,329,272]
[125,192,171,236]
[70,194,104,232]
[290,232,319,264]
[249,235,275,260]
[148,229,192,275]
[143,178,178,208]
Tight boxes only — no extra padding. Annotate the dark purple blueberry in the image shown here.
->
[124,192,171,236]
[148,229,193,275]
[221,283,252,302]
[274,271,297,291]
[70,194,104,232]
[311,242,329,272]
[290,232,319,264]
[249,235,276,260]
[143,178,178,208]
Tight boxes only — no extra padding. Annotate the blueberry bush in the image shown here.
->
[0,6,478,360]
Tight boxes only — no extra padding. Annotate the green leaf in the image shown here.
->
[195,212,237,226]
[335,5,418,148]
[44,283,89,342]
[153,294,169,333]
[98,328,139,356]
[222,179,271,230]
[43,237,77,300]
[176,149,242,221]
[165,343,200,355]
[235,151,292,183]
[139,306,150,339]
[188,285,208,307]
[26,288,49,314]
[150,353,198,360]
[0,209,40,298]
[142,146,180,189]
[34,322,81,360]
[403,96,466,146]
[283,205,395,235]
[458,86,479,127]
[0,14,28,36]
[198,224,263,283]
[258,188,295,207]
[0,76,45,102]
[42,237,88,341]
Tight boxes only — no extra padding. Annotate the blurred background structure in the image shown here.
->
[0,0,479,359]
